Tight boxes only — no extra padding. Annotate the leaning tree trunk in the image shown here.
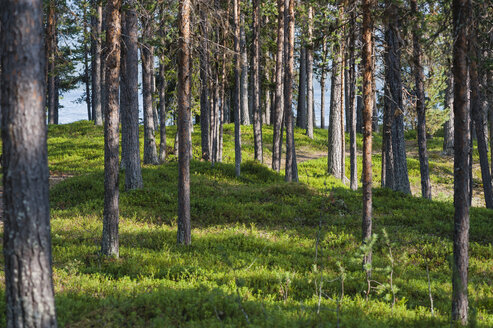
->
[1,0,58,325]
[141,20,159,165]
[177,0,192,246]
[469,15,493,209]
[272,0,285,173]
[361,0,374,272]
[451,0,470,323]
[251,0,263,163]
[101,0,122,258]
[121,1,143,190]
[411,0,431,200]
[284,0,298,182]
[233,0,242,177]
[306,5,314,139]
[240,11,250,125]
[91,0,103,126]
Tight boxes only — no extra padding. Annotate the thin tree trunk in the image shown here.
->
[443,72,455,154]
[411,0,431,200]
[159,57,167,164]
[142,20,159,165]
[83,4,92,121]
[101,0,122,258]
[1,0,58,324]
[284,0,298,182]
[306,5,314,139]
[469,13,493,209]
[199,7,210,161]
[251,0,263,163]
[240,10,250,125]
[91,0,103,125]
[121,2,143,190]
[272,0,285,172]
[177,0,192,246]
[451,0,470,323]
[361,0,374,271]
[320,40,327,130]
[297,46,307,129]
[340,6,346,184]
[234,0,242,177]
[46,0,57,125]
[349,7,358,191]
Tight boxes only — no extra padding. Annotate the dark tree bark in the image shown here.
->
[1,0,58,325]
[383,1,411,194]
[101,0,122,258]
[272,0,285,172]
[284,0,298,182]
[91,0,103,126]
[362,0,374,270]
[297,46,307,129]
[233,0,242,177]
[177,0,192,245]
[251,0,263,163]
[340,6,346,184]
[411,0,431,199]
[451,0,470,323]
[121,1,143,190]
[158,56,167,164]
[320,39,327,130]
[240,10,250,125]
[141,18,159,165]
[306,6,314,139]
[348,7,358,191]
[469,13,493,209]
[199,7,210,161]
[443,72,455,155]
[46,0,57,125]
[328,20,343,180]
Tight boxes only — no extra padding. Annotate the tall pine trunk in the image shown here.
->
[240,11,250,125]
[46,0,57,125]
[272,0,285,172]
[443,72,454,155]
[234,0,242,177]
[306,5,314,139]
[451,0,470,323]
[251,0,263,163]
[101,0,122,258]
[91,0,103,125]
[411,0,431,199]
[177,0,192,245]
[297,46,307,129]
[1,0,58,324]
[83,4,92,121]
[121,2,143,190]
[348,7,358,191]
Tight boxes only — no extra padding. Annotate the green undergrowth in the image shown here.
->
[0,120,491,327]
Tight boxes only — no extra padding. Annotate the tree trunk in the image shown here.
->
[177,0,192,246]
[101,0,122,258]
[233,0,242,177]
[121,2,143,190]
[251,0,263,163]
[348,7,358,191]
[443,72,455,155]
[451,0,470,323]
[411,0,431,199]
[91,0,103,126]
[83,4,92,121]
[297,46,307,129]
[320,41,327,130]
[240,11,250,125]
[384,1,410,194]
[306,5,314,139]
[272,0,285,172]
[328,27,343,180]
[284,0,298,182]
[1,0,58,324]
[142,20,159,165]
[340,6,346,184]
[199,7,210,161]
[46,0,57,125]
[362,0,374,271]
[469,13,493,209]
[158,57,167,164]
[100,8,107,123]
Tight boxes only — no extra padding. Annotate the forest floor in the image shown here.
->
[0,121,491,327]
